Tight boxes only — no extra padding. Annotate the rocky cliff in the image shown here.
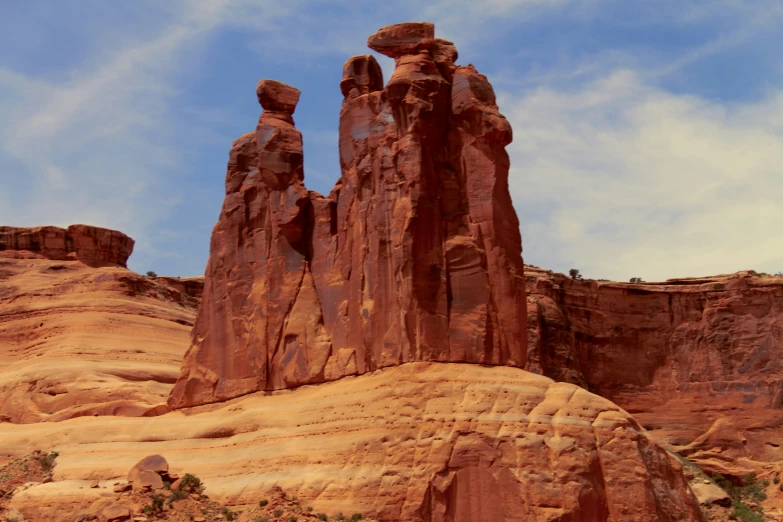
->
[0,226,200,423]
[0,225,134,268]
[525,267,783,474]
[169,22,527,408]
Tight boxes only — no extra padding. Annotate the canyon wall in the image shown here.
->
[169,22,528,408]
[525,267,783,469]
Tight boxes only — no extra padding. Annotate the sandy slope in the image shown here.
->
[0,256,199,423]
[2,362,703,522]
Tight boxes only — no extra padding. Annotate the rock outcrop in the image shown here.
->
[0,255,200,423]
[169,22,527,408]
[525,267,783,469]
[0,225,134,268]
[3,363,705,522]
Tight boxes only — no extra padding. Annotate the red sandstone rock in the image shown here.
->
[128,455,168,491]
[0,225,133,267]
[169,23,528,408]
[524,267,783,471]
[367,22,435,58]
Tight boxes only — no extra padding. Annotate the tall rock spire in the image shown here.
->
[169,22,527,409]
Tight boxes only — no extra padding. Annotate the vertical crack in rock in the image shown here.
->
[169,22,528,409]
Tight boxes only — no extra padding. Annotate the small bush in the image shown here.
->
[317,515,328,521]
[146,271,158,278]
[774,476,780,484]
[167,488,188,507]
[253,518,271,522]
[39,451,59,471]
[307,506,313,512]
[629,277,644,283]
[729,499,764,522]
[273,510,283,517]
[351,514,363,521]
[143,493,165,516]
[569,268,582,280]
[163,480,171,490]
[221,508,235,521]
[288,517,298,522]
[337,514,345,521]
[180,473,203,494]
[259,499,269,507]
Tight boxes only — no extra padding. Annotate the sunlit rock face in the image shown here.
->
[169,22,528,408]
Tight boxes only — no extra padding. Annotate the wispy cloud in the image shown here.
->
[507,70,783,280]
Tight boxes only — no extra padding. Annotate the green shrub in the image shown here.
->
[167,488,188,507]
[180,473,203,494]
[39,451,59,471]
[729,499,764,522]
[317,515,328,521]
[221,508,235,521]
[351,514,363,521]
[143,493,165,516]
[288,517,297,522]
[307,506,313,512]
[146,271,158,278]
[274,510,283,517]
[569,268,582,280]
[259,499,269,507]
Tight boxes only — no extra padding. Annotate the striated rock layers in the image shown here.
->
[4,363,704,522]
[0,228,201,423]
[525,268,783,467]
[170,22,527,408]
[0,225,134,268]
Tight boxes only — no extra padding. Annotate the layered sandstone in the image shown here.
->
[524,267,783,470]
[3,363,704,522]
[0,235,201,423]
[0,225,134,268]
[170,23,527,408]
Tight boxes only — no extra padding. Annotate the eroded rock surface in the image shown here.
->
[4,363,704,522]
[524,267,783,470]
[170,22,527,408]
[0,225,134,268]
[0,253,200,423]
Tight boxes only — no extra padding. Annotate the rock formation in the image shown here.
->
[525,267,783,475]
[0,228,200,423]
[3,363,705,522]
[0,225,134,268]
[170,22,527,408]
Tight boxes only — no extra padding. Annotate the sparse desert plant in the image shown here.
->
[351,514,363,521]
[143,493,165,516]
[288,517,297,522]
[307,506,313,512]
[167,488,188,507]
[274,509,283,517]
[259,499,269,507]
[729,499,764,522]
[629,277,644,283]
[569,268,582,280]
[146,270,158,278]
[180,473,203,494]
[221,508,235,521]
[253,518,270,522]
[39,451,59,471]
[317,514,328,521]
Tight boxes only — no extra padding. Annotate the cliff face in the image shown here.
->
[525,267,783,467]
[0,225,134,268]
[169,22,527,408]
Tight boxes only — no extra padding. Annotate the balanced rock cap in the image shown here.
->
[367,22,435,58]
[340,54,384,97]
[256,79,301,114]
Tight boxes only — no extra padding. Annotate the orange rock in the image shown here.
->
[128,455,168,491]
[169,22,527,409]
[524,267,783,464]
[4,363,704,521]
[0,225,133,268]
[0,255,197,423]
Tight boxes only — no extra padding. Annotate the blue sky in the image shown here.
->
[1,0,781,281]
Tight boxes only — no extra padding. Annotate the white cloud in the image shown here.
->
[507,70,783,281]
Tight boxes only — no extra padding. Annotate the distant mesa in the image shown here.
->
[0,224,134,268]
